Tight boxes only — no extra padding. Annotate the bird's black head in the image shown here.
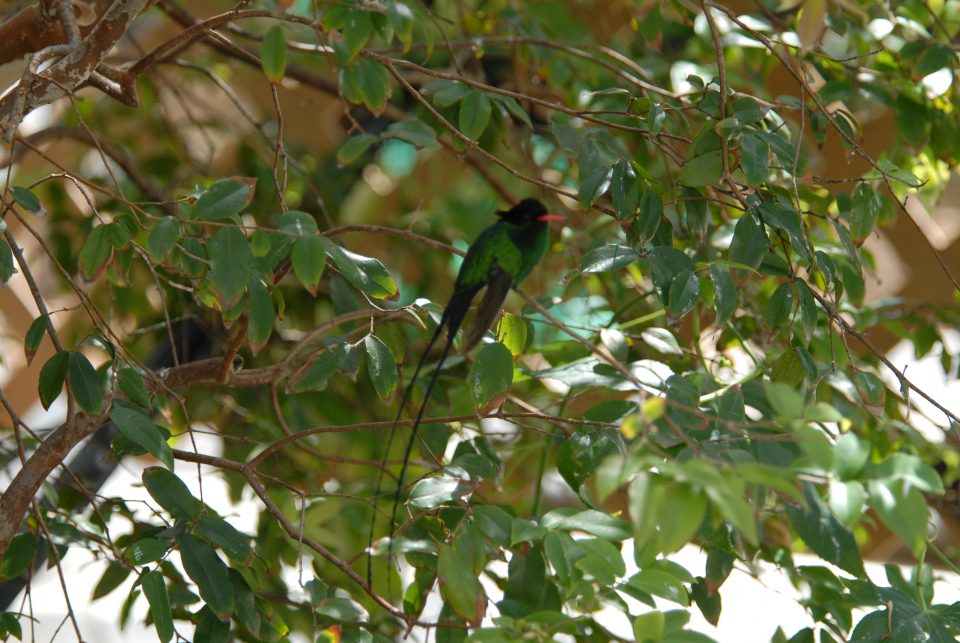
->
[497,198,557,224]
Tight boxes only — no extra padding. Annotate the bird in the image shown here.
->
[367,198,564,590]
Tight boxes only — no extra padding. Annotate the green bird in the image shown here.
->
[368,198,563,588]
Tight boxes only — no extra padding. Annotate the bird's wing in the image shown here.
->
[461,266,512,351]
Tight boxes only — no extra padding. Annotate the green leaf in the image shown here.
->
[709,264,736,324]
[320,238,398,299]
[740,132,770,184]
[409,477,468,509]
[141,571,173,643]
[339,58,392,113]
[207,226,253,307]
[633,611,666,642]
[0,532,38,579]
[196,517,251,563]
[291,236,326,295]
[728,210,768,270]
[611,159,640,218]
[92,562,131,599]
[260,25,287,80]
[629,473,666,551]
[553,510,631,541]
[868,479,928,556]
[117,367,150,408]
[23,314,48,365]
[148,216,179,261]
[385,119,438,148]
[364,335,398,399]
[11,186,41,212]
[667,270,700,317]
[732,97,769,124]
[579,244,639,273]
[388,1,415,51]
[627,568,690,605]
[679,150,723,187]
[275,210,318,237]
[247,278,274,353]
[635,189,663,241]
[786,483,866,577]
[764,381,804,420]
[459,91,493,140]
[195,179,253,221]
[67,351,102,414]
[112,404,174,469]
[126,538,169,565]
[496,313,527,358]
[79,224,112,281]
[850,183,880,240]
[288,338,350,392]
[468,342,514,407]
[315,597,367,622]
[764,282,794,331]
[336,133,377,165]
[342,11,373,62]
[179,534,234,620]
[193,606,230,643]
[0,239,14,282]
[579,165,613,209]
[437,544,485,624]
[658,483,707,553]
[38,351,69,409]
[142,466,201,520]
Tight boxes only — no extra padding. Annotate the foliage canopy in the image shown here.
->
[2,0,960,641]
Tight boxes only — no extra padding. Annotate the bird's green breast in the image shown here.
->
[455,220,549,288]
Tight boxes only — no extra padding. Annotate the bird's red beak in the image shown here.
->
[538,214,566,222]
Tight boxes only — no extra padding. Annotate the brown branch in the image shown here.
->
[0,0,110,66]
[0,0,150,140]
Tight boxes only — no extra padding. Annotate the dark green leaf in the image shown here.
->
[141,571,173,643]
[459,91,493,140]
[23,314,48,365]
[850,183,880,240]
[207,226,253,307]
[126,538,169,565]
[92,562,131,599]
[611,159,640,218]
[554,510,631,541]
[388,1,415,51]
[0,532,38,579]
[291,236,326,296]
[275,210,318,237]
[627,568,690,605]
[732,97,769,124]
[11,186,41,212]
[260,25,287,80]
[116,367,150,408]
[741,132,770,184]
[339,58,392,113]
[112,404,174,469]
[764,282,794,331]
[316,597,367,622]
[668,270,700,317]
[342,11,373,62]
[728,211,768,270]
[148,216,179,261]
[194,606,231,643]
[635,189,663,242]
[142,466,201,520]
[337,133,378,165]
[247,278,274,353]
[0,239,14,282]
[288,338,350,392]
[679,150,722,187]
[580,244,639,274]
[709,264,736,324]
[409,477,468,509]
[67,351,102,414]
[179,534,234,619]
[579,165,613,209]
[364,335,398,399]
[785,483,865,577]
[196,517,251,563]
[468,342,514,407]
[38,351,69,409]
[79,225,112,281]
[437,544,485,624]
[196,179,253,221]
[320,238,398,299]
[385,119,438,148]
